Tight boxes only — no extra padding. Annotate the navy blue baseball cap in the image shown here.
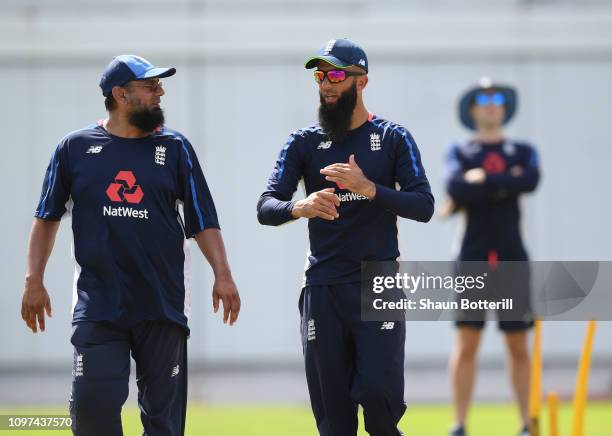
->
[304,39,368,73]
[459,77,518,130]
[99,55,176,97]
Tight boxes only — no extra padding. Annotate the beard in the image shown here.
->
[128,105,165,133]
[318,82,357,142]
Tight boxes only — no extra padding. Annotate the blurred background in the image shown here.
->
[0,0,611,428]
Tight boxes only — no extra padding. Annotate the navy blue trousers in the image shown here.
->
[300,284,406,436]
[69,320,187,436]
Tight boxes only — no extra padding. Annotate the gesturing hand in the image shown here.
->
[320,155,376,199]
[292,188,341,221]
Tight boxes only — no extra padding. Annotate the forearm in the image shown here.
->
[447,178,491,205]
[256,193,297,226]
[26,218,60,282]
[372,185,434,222]
[486,170,540,194]
[194,228,233,279]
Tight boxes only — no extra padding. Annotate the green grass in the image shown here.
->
[1,402,610,435]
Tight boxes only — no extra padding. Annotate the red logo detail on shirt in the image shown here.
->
[482,152,507,174]
[105,171,144,204]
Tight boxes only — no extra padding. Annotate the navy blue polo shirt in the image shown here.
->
[257,114,434,285]
[35,122,219,330]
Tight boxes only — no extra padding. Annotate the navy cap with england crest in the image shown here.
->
[304,38,368,73]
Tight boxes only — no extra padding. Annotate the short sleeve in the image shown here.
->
[34,141,71,221]
[177,136,220,238]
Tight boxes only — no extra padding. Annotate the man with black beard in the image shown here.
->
[257,39,434,435]
[318,75,357,142]
[22,55,240,436]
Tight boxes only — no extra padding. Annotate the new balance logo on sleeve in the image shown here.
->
[381,322,395,330]
[86,145,103,154]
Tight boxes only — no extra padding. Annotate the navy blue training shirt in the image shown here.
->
[257,114,434,286]
[445,140,540,261]
[35,122,219,330]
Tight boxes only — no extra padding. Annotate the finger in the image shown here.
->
[213,292,220,313]
[37,310,46,332]
[349,154,358,166]
[322,188,335,193]
[320,167,349,175]
[322,162,350,169]
[314,195,338,209]
[229,296,241,325]
[325,176,347,185]
[320,169,349,179]
[28,309,37,333]
[312,207,337,221]
[318,203,339,217]
[319,191,341,207]
[318,196,340,208]
[222,296,231,324]
[22,304,31,327]
[22,306,35,332]
[318,191,339,201]
[312,197,336,213]
[45,297,52,317]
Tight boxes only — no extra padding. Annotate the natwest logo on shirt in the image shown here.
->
[336,191,368,203]
[104,170,149,220]
[106,170,144,204]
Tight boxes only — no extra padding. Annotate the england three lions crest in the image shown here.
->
[370,133,381,151]
[155,145,166,165]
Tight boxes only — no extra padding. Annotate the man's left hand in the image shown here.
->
[320,154,376,199]
[212,277,241,325]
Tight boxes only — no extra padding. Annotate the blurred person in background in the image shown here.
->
[443,78,540,436]
[21,55,240,436]
[257,38,434,436]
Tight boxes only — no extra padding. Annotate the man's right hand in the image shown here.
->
[21,277,52,333]
[291,188,340,220]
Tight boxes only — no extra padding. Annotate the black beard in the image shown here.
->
[318,83,357,143]
[128,106,165,133]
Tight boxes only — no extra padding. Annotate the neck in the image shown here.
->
[104,113,151,138]
[349,100,369,130]
[474,126,504,144]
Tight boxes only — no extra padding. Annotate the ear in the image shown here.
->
[111,86,128,105]
[356,75,368,92]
